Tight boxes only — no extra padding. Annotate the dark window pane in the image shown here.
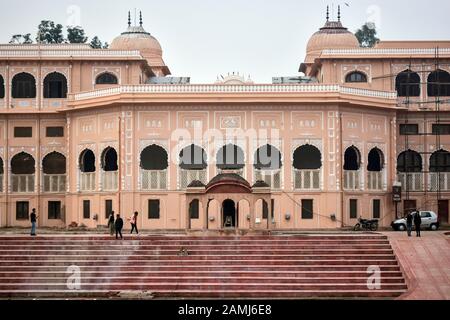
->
[14,127,32,138]
[262,200,269,219]
[48,201,61,220]
[432,124,450,135]
[83,200,90,219]
[189,199,199,219]
[46,127,64,137]
[350,199,358,219]
[16,201,29,220]
[399,124,419,135]
[373,200,381,219]
[148,199,160,219]
[301,199,313,219]
[105,200,113,219]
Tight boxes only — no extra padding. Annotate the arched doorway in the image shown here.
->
[222,199,236,228]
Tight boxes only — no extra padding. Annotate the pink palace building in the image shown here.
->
[0,10,449,231]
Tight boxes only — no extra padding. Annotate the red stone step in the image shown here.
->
[0,289,407,299]
[0,282,408,291]
[0,276,406,284]
[0,248,394,254]
[0,265,403,272]
[0,235,389,240]
[0,270,405,278]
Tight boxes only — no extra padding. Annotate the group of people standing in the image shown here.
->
[405,210,422,237]
[108,211,139,239]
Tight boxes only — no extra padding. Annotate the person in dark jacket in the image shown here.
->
[108,211,115,236]
[115,214,124,240]
[414,211,422,237]
[30,208,38,236]
[406,211,413,237]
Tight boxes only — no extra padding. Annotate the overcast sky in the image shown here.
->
[0,0,449,83]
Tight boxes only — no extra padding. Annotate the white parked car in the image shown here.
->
[391,211,440,231]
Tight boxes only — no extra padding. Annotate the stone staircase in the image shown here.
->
[0,234,407,299]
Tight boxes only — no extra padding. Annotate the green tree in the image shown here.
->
[67,26,88,43]
[355,23,380,48]
[36,20,65,44]
[9,33,33,44]
[90,36,108,49]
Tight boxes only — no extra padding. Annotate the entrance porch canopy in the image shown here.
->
[185,173,272,231]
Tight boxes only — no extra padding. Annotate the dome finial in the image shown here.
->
[338,5,341,21]
[128,11,131,27]
[326,5,329,21]
[140,11,143,27]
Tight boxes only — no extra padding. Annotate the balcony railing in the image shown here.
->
[102,171,119,191]
[398,173,423,192]
[72,84,397,101]
[294,169,320,190]
[179,169,207,189]
[11,174,34,193]
[10,98,36,108]
[80,172,95,192]
[429,172,450,191]
[367,171,383,191]
[141,170,167,190]
[43,174,66,193]
[254,170,281,189]
[344,170,360,190]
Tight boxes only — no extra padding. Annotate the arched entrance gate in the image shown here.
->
[185,173,272,231]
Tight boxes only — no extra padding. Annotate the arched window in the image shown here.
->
[254,144,282,170]
[79,149,96,173]
[43,152,66,174]
[140,145,169,170]
[216,144,245,170]
[293,145,322,170]
[428,69,450,97]
[179,144,207,170]
[395,69,420,97]
[0,75,5,99]
[397,150,422,173]
[101,147,118,171]
[345,71,367,83]
[12,72,36,98]
[430,149,450,172]
[96,72,118,85]
[367,148,384,172]
[11,152,35,174]
[0,157,3,175]
[344,146,361,171]
[43,72,67,98]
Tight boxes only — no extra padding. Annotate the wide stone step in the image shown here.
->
[0,282,408,291]
[0,289,407,299]
[0,249,394,255]
[0,244,393,250]
[0,276,406,284]
[0,235,388,241]
[0,270,405,278]
[0,240,391,246]
[0,265,402,272]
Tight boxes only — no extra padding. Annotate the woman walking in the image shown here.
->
[108,211,115,236]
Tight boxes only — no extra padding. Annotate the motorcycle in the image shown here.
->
[353,217,379,231]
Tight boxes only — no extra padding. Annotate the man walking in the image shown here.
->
[406,211,413,237]
[129,211,139,234]
[115,213,124,240]
[30,208,38,236]
[414,211,422,237]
